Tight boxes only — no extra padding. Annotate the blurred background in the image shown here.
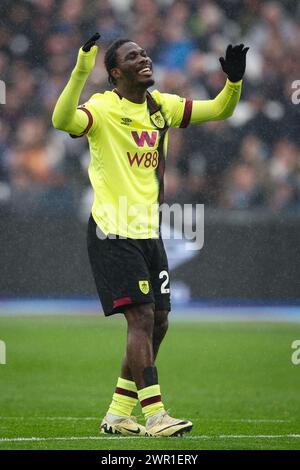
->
[0,0,300,310]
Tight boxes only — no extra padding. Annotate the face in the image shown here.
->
[111,42,154,88]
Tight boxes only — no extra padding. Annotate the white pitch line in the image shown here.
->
[0,417,291,423]
[1,435,300,443]
[0,417,98,421]
[0,436,146,442]
[216,434,300,439]
[229,419,290,423]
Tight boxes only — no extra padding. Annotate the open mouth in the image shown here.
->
[138,67,152,77]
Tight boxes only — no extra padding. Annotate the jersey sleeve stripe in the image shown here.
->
[179,99,193,128]
[69,107,94,139]
[77,106,93,135]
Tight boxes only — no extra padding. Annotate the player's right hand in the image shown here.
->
[82,33,101,52]
[74,33,101,74]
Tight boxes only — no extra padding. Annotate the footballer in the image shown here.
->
[52,33,248,437]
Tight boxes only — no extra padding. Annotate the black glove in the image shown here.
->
[219,44,249,82]
[82,33,101,52]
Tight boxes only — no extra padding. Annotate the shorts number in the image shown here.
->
[159,270,170,294]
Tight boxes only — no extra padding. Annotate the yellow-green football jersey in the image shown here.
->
[79,90,192,238]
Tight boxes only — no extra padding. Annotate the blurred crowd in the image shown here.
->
[1,0,300,218]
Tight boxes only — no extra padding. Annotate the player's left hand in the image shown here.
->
[219,44,249,82]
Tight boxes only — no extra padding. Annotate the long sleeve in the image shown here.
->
[190,79,242,124]
[52,46,98,135]
[52,71,89,134]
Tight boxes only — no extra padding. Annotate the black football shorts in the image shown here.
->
[87,214,171,316]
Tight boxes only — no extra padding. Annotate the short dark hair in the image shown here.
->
[104,38,132,85]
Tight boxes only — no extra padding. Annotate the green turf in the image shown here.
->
[0,314,300,450]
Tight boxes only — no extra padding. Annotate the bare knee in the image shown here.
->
[125,303,155,335]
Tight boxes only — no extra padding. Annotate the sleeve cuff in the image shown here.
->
[226,78,243,87]
[179,99,193,128]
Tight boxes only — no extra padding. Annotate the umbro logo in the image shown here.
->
[121,117,132,126]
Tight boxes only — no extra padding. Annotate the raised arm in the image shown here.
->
[191,44,249,124]
[52,33,100,135]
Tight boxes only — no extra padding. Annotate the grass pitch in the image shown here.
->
[0,314,300,450]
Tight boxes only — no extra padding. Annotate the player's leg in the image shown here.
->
[123,303,155,388]
[120,354,133,381]
[99,304,153,435]
[153,309,169,360]
[119,308,168,390]
[101,305,156,436]
[105,303,167,435]
[124,304,154,390]
[120,303,156,382]
[120,308,169,377]
[142,238,193,436]
[87,217,152,435]
[102,303,158,435]
[121,304,168,426]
